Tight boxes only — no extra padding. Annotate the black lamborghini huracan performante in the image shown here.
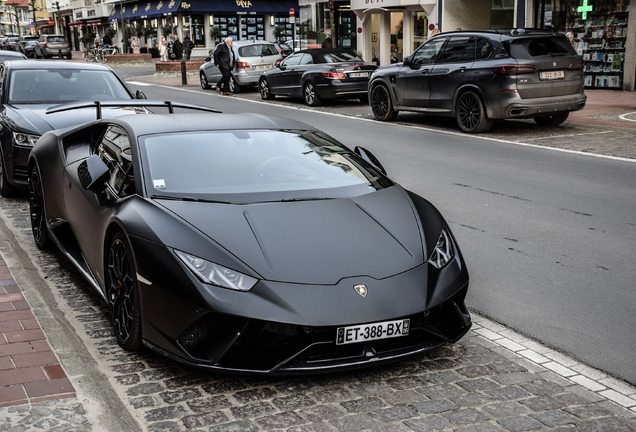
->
[29,107,471,374]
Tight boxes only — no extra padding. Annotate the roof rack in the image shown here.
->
[46,100,221,120]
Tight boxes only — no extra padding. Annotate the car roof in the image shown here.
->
[232,40,275,46]
[296,48,357,55]
[110,113,317,137]
[0,51,27,58]
[4,60,113,71]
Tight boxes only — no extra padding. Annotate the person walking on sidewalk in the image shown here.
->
[214,37,235,95]
[159,36,168,61]
[183,35,194,60]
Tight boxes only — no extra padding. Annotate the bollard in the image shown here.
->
[181,60,187,85]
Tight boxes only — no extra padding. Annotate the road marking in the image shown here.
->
[522,130,614,141]
[619,112,636,122]
[127,82,636,164]
[126,81,154,86]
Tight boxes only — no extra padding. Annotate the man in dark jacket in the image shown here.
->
[183,35,194,60]
[172,36,183,60]
[213,37,234,95]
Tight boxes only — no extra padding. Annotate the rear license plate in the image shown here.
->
[255,65,270,70]
[540,70,564,80]
[349,72,369,78]
[336,319,409,345]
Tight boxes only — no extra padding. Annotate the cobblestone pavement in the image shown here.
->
[0,188,635,431]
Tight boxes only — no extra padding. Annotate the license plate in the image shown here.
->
[540,70,564,80]
[255,65,270,70]
[336,319,409,345]
[349,72,369,78]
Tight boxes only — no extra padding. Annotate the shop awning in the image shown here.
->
[69,21,84,28]
[86,19,108,26]
[109,0,181,21]
[179,0,298,14]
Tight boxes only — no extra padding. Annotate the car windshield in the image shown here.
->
[142,129,392,203]
[322,51,364,63]
[8,69,132,104]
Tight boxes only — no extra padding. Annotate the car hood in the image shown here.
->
[157,186,425,285]
[6,104,138,134]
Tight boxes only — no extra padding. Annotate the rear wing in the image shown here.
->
[46,100,221,119]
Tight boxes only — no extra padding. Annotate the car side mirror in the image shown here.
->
[78,155,110,193]
[205,56,211,62]
[278,64,285,70]
[403,56,412,67]
[354,146,387,176]
[135,90,147,99]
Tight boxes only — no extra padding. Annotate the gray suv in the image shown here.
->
[199,40,282,93]
[368,29,587,133]
[34,34,72,59]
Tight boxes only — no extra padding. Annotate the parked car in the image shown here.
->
[18,35,39,58]
[34,34,72,59]
[199,40,283,93]
[0,37,8,49]
[259,48,377,106]
[29,109,471,374]
[0,60,147,196]
[368,29,587,133]
[272,41,293,58]
[3,37,20,51]
[0,50,27,61]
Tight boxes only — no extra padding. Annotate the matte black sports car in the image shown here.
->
[0,60,146,197]
[29,108,470,374]
[259,49,377,106]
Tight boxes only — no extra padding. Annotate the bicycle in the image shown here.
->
[84,45,107,63]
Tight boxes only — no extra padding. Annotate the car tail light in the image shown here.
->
[494,64,537,75]
[43,41,48,48]
[275,58,282,66]
[568,60,584,70]
[322,72,346,79]
[236,62,251,69]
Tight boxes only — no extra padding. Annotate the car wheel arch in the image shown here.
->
[453,84,486,113]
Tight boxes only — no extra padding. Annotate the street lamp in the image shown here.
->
[120,0,126,54]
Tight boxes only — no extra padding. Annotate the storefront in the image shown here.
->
[108,0,298,56]
[533,0,636,91]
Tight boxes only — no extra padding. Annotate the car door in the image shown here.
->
[63,125,136,290]
[291,53,314,97]
[428,36,475,110]
[269,53,304,95]
[395,37,447,107]
[201,44,222,84]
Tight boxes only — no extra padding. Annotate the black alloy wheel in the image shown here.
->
[533,112,569,126]
[259,78,275,100]
[200,72,210,89]
[107,232,142,350]
[370,84,398,121]
[456,91,493,133]
[0,153,17,198]
[29,166,50,250]
[303,82,322,106]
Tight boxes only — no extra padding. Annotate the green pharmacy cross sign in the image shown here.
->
[578,0,593,20]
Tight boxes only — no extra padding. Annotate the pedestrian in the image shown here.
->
[430,28,441,37]
[172,35,183,60]
[159,36,168,61]
[131,36,141,54]
[213,36,235,95]
[183,34,194,60]
[103,32,111,46]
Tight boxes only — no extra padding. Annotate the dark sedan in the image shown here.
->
[259,49,377,106]
[29,109,470,374]
[0,60,146,197]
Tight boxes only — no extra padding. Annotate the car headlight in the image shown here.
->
[175,250,258,292]
[13,132,40,147]
[428,227,455,269]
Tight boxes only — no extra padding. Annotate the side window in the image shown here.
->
[475,38,493,60]
[437,37,471,63]
[282,54,303,67]
[411,38,447,67]
[298,54,313,65]
[97,126,135,198]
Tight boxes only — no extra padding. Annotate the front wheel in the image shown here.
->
[229,76,241,94]
[106,232,143,351]
[303,82,322,106]
[534,112,569,126]
[200,72,211,89]
[370,85,398,121]
[259,78,275,100]
[456,91,493,133]
[29,166,50,250]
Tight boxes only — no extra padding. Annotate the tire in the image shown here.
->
[303,82,322,106]
[29,166,50,250]
[534,112,569,126]
[229,76,241,94]
[0,152,18,198]
[455,91,493,133]
[106,232,143,351]
[370,84,398,121]
[259,78,275,100]
[200,72,211,90]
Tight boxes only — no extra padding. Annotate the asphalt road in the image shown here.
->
[121,78,636,386]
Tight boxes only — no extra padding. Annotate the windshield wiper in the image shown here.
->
[151,195,233,204]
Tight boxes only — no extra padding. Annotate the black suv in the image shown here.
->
[368,29,587,133]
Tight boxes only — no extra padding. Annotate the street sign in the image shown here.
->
[289,8,295,17]
[29,18,34,29]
